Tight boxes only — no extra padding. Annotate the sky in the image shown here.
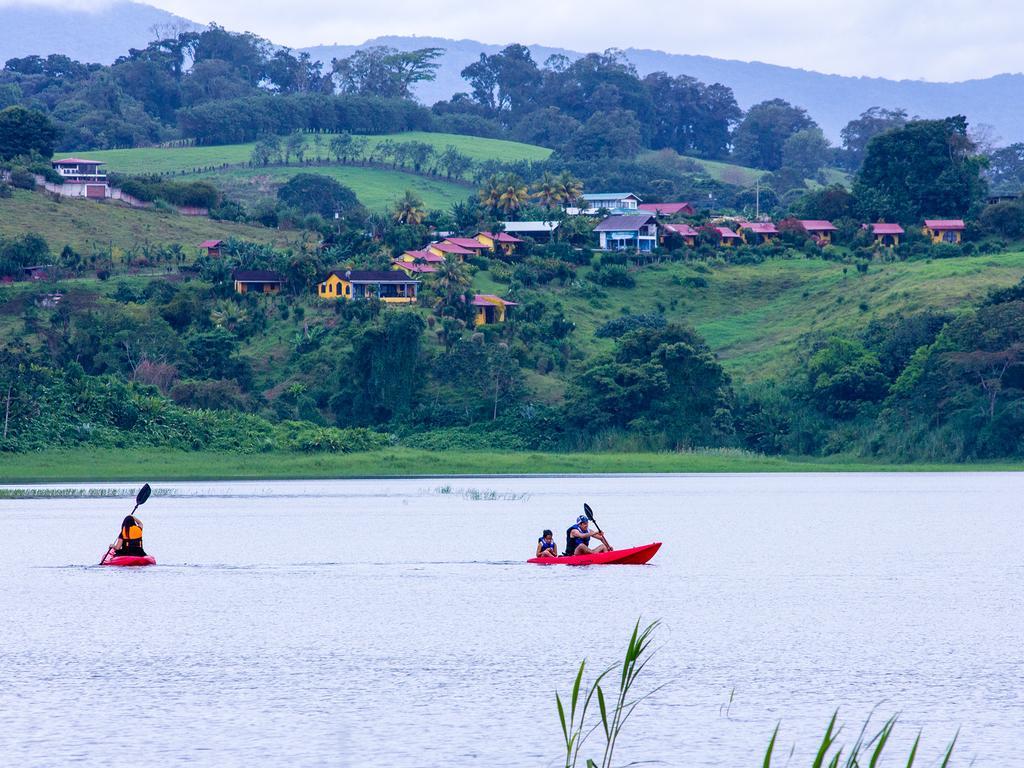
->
[4,0,1024,82]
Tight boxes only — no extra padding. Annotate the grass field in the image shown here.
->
[0,447,1019,482]
[70,132,552,176]
[490,251,1024,380]
[196,164,472,212]
[0,189,288,252]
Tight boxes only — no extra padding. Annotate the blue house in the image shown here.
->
[594,214,658,252]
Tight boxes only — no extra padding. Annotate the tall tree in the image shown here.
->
[840,107,909,169]
[0,106,58,160]
[331,46,443,99]
[732,99,816,171]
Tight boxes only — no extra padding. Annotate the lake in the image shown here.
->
[0,473,1020,766]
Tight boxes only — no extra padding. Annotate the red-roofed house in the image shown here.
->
[660,222,699,247]
[476,231,523,256]
[444,237,491,253]
[472,295,517,326]
[51,158,109,199]
[199,239,224,258]
[392,260,436,276]
[427,241,474,261]
[714,226,742,246]
[738,221,779,244]
[923,219,965,244]
[799,220,838,245]
[870,223,904,247]
[638,202,695,217]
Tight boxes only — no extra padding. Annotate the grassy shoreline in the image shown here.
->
[0,448,1021,482]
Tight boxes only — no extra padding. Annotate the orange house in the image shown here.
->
[660,222,698,247]
[232,269,283,294]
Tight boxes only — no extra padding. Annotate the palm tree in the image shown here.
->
[557,171,584,207]
[393,190,427,226]
[478,175,503,213]
[497,174,529,218]
[532,171,565,210]
[434,257,471,308]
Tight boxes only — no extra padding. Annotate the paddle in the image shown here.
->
[583,502,612,550]
[100,483,151,565]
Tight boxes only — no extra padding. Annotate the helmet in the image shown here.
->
[577,515,589,525]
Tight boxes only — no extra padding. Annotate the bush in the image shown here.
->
[8,168,35,189]
[595,313,666,338]
[590,264,635,288]
[0,181,11,198]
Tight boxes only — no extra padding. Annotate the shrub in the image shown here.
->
[590,264,635,288]
[9,168,35,189]
[595,313,666,338]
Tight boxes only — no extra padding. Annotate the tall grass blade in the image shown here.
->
[597,685,609,739]
[869,716,897,768]
[813,711,839,768]
[763,723,780,768]
[940,730,959,768]
[905,732,921,768]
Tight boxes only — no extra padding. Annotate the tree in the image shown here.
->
[277,173,361,218]
[839,107,908,170]
[531,172,565,210]
[561,109,643,161]
[732,99,816,171]
[434,258,471,309]
[853,116,988,221]
[250,134,281,166]
[331,46,443,99]
[0,106,58,160]
[805,337,889,419]
[392,190,426,225]
[557,172,584,206]
[986,143,1024,194]
[642,72,740,159]
[285,131,305,164]
[437,145,473,180]
[460,44,542,119]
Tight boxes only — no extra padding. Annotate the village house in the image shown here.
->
[660,222,699,247]
[472,295,517,326]
[318,270,419,304]
[714,226,742,246]
[738,221,779,245]
[870,223,904,247]
[639,202,695,217]
[574,192,642,215]
[594,214,658,252]
[476,231,523,256]
[923,219,965,244]
[799,220,838,245]
[232,269,283,295]
[199,239,224,258]
[444,237,491,255]
[392,259,436,276]
[427,241,474,261]
[50,158,109,199]
[500,221,560,243]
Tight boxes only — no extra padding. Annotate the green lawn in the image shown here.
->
[0,447,1020,482]
[196,164,471,212]
[0,189,289,253]
[511,252,1024,381]
[70,131,551,175]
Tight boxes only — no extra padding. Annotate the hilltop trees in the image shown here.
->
[839,107,909,170]
[732,99,818,171]
[332,46,443,99]
[0,106,58,160]
[277,174,362,219]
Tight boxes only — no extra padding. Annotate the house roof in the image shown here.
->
[739,221,778,234]
[799,220,837,232]
[638,202,693,215]
[233,269,283,283]
[472,294,518,307]
[500,221,561,233]
[403,249,444,262]
[583,192,641,202]
[393,261,436,273]
[924,219,965,230]
[444,237,489,250]
[871,223,905,235]
[199,239,223,248]
[478,231,523,243]
[430,241,474,255]
[594,214,656,232]
[715,227,741,239]
[52,158,105,165]
[329,270,420,284]
[662,223,699,237]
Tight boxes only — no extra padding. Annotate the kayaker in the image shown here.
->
[112,513,147,557]
[535,529,557,558]
[565,515,611,556]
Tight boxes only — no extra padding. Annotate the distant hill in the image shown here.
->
[0,1,198,65]
[303,36,1024,144]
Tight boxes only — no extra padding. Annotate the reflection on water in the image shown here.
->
[0,473,1020,766]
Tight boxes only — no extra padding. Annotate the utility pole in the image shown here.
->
[755,179,760,220]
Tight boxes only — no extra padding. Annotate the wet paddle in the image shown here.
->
[100,483,152,565]
[583,502,612,550]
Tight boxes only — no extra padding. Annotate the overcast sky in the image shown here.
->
[7,0,1024,81]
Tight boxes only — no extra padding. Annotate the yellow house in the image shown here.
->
[799,220,838,245]
[318,270,419,304]
[714,227,741,247]
[870,223,904,247]
[427,241,473,262]
[472,294,517,326]
[476,231,523,256]
[232,269,283,295]
[923,219,965,244]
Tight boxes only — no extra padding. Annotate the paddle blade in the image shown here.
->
[584,503,594,522]
[135,483,152,507]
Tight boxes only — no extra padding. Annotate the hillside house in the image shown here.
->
[472,295,517,326]
[427,241,475,261]
[318,270,419,304]
[476,231,523,256]
[444,237,491,254]
[714,226,742,246]
[799,220,838,245]
[923,219,965,244]
[870,223,904,247]
[576,193,642,215]
[594,214,658,252]
[500,221,560,243]
[660,223,699,247]
[639,202,695,217]
[50,158,109,199]
[392,260,436,276]
[232,269,283,295]
[199,239,224,258]
[738,221,779,244]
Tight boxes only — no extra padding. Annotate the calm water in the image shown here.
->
[0,473,1021,766]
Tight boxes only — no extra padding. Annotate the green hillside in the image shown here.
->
[0,189,288,253]
[70,132,551,175]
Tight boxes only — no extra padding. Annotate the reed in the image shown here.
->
[0,487,175,499]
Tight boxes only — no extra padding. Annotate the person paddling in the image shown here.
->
[535,529,557,558]
[565,514,612,556]
[112,513,147,557]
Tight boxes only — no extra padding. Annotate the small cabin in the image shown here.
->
[923,219,965,244]
[870,223,904,247]
[714,226,742,246]
[232,269,283,294]
[799,220,838,245]
[660,223,699,247]
[318,270,419,304]
[738,221,779,245]
[199,239,224,258]
[638,202,695,217]
[392,260,436,276]
[427,241,474,262]
[472,295,517,326]
[476,231,523,256]
[444,237,491,254]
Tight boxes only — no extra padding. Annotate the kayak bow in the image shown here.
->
[528,542,661,566]
[101,555,156,567]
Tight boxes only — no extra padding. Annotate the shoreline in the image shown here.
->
[1,448,1021,482]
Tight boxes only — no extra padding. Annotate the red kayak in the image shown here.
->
[101,554,156,567]
[528,542,661,566]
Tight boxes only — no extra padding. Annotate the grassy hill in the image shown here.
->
[0,189,289,253]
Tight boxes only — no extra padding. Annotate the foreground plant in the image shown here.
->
[556,619,663,768]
